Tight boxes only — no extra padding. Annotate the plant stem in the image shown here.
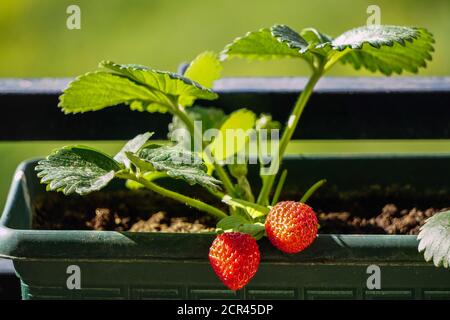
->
[257,68,323,205]
[271,169,288,206]
[133,175,228,220]
[299,179,327,204]
[173,105,237,196]
[215,190,269,214]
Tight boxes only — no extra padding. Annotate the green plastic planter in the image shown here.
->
[1,155,450,300]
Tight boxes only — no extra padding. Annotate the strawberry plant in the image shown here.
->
[36,24,434,290]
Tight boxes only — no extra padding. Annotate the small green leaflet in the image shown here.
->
[114,132,153,168]
[300,27,333,46]
[184,51,222,89]
[300,27,334,56]
[217,215,265,240]
[418,210,450,268]
[101,61,218,107]
[137,144,222,191]
[221,28,306,61]
[35,146,120,195]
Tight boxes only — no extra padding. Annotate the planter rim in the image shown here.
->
[0,225,420,264]
[0,157,431,265]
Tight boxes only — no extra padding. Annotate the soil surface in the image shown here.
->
[317,204,445,235]
[33,189,218,233]
[32,187,450,235]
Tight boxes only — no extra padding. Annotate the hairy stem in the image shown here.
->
[214,190,269,214]
[257,68,323,205]
[131,174,228,220]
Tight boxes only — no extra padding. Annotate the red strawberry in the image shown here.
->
[265,201,318,254]
[209,232,260,291]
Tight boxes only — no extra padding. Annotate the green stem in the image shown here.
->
[257,68,323,205]
[215,190,269,215]
[173,106,237,196]
[271,169,288,206]
[214,165,236,196]
[133,175,227,220]
[300,179,327,203]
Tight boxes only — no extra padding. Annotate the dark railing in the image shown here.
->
[1,77,450,141]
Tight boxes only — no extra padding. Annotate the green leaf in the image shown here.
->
[300,27,333,46]
[208,109,256,162]
[114,132,153,168]
[217,216,265,240]
[125,151,155,173]
[271,24,309,53]
[418,210,450,268]
[59,72,164,114]
[323,25,435,75]
[168,106,226,147]
[300,27,334,56]
[101,61,218,107]
[137,144,222,191]
[238,223,266,240]
[270,25,326,66]
[184,51,222,89]
[221,28,306,61]
[222,24,434,76]
[35,146,120,195]
[217,215,250,230]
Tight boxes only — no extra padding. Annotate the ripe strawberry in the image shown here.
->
[209,232,260,291]
[265,201,318,254]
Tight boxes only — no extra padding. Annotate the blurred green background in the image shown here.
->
[1,0,449,77]
[0,0,449,209]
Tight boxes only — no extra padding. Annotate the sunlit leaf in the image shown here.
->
[36,146,120,195]
[137,144,222,190]
[184,51,222,89]
[209,109,256,162]
[101,60,218,106]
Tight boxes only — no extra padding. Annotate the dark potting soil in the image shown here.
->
[33,189,219,233]
[32,185,450,235]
